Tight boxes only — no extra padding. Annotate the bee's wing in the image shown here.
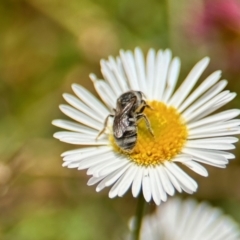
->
[113,118,126,138]
[113,99,135,138]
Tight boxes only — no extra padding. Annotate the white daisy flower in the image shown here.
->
[53,48,240,205]
[131,198,240,240]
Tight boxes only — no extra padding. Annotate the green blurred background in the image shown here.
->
[1,0,240,239]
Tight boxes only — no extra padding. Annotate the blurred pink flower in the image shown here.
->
[188,0,240,73]
[197,0,240,37]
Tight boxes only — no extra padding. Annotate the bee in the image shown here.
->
[97,91,153,152]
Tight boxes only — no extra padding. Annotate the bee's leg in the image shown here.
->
[136,100,153,114]
[142,100,153,110]
[145,104,153,110]
[137,113,154,136]
[96,114,114,139]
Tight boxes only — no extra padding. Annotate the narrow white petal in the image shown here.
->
[191,92,237,123]
[163,57,181,103]
[77,151,116,169]
[119,50,140,90]
[146,49,156,99]
[134,47,147,92]
[52,120,97,135]
[149,167,161,205]
[63,146,110,162]
[63,93,103,123]
[72,84,109,118]
[186,140,235,150]
[126,50,140,90]
[157,165,175,196]
[182,80,227,120]
[164,166,182,193]
[178,70,221,113]
[108,164,132,198]
[118,165,138,197]
[61,146,110,157]
[184,90,231,122]
[142,169,152,202]
[164,162,198,193]
[105,163,132,187]
[132,167,144,197]
[95,166,127,192]
[201,148,235,159]
[154,49,172,100]
[169,57,210,108]
[154,167,167,202]
[181,160,208,177]
[98,157,129,177]
[182,147,228,164]
[87,156,119,177]
[107,56,129,92]
[192,157,227,168]
[187,109,240,129]
[54,131,97,140]
[100,60,122,96]
[58,136,108,145]
[90,76,116,109]
[189,128,240,139]
[59,105,102,130]
[87,175,105,186]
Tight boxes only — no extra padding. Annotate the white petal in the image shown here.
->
[134,47,147,92]
[154,49,172,100]
[132,167,144,197]
[63,93,103,122]
[118,165,138,197]
[184,90,230,122]
[154,167,167,202]
[163,57,181,103]
[164,166,182,193]
[181,160,208,177]
[52,120,97,135]
[188,129,240,139]
[119,50,140,90]
[146,49,156,99]
[105,163,132,187]
[149,167,161,205]
[108,164,132,198]
[182,80,228,120]
[169,57,210,108]
[193,92,237,122]
[100,60,122,96]
[61,146,109,157]
[77,151,116,169]
[90,76,116,109]
[107,56,129,92]
[178,70,221,113]
[71,84,109,118]
[58,136,108,145]
[164,162,198,193]
[97,157,129,177]
[142,169,152,202]
[87,175,105,186]
[186,140,235,150]
[63,146,109,160]
[187,109,240,129]
[157,165,175,196]
[59,105,102,130]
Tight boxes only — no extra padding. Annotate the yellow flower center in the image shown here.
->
[110,101,188,166]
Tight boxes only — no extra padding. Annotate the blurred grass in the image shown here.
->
[1,0,240,239]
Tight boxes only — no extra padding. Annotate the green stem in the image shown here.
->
[132,192,145,240]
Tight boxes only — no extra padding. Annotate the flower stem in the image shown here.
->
[132,192,145,240]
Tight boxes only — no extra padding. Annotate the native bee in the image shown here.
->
[97,91,153,152]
